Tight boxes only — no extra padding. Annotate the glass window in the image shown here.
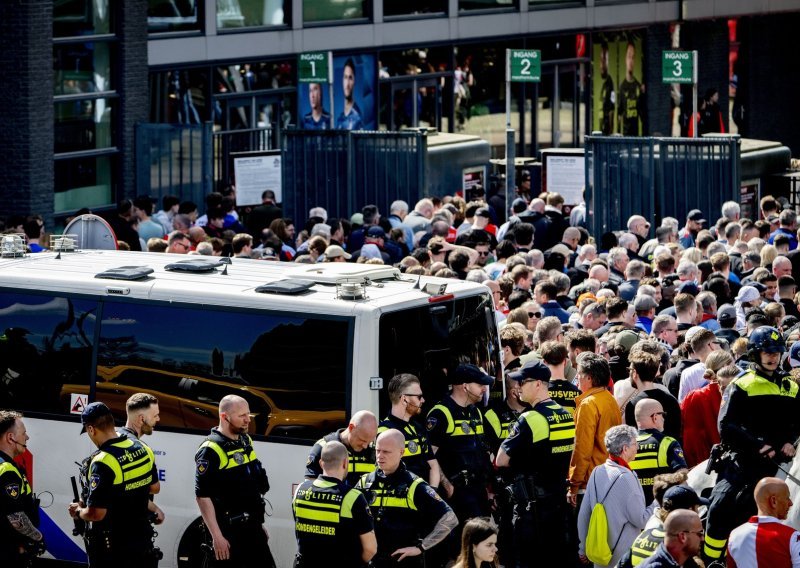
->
[54,155,115,213]
[96,301,351,440]
[459,0,515,10]
[54,43,113,95]
[303,0,368,23]
[0,293,98,416]
[378,294,500,417]
[55,98,115,154]
[148,0,201,33]
[54,0,112,37]
[217,0,289,28]
[383,0,445,17]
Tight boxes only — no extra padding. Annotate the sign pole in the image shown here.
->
[505,49,515,221]
[328,52,335,129]
[691,50,698,139]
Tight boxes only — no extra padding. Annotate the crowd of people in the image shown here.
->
[8,183,800,568]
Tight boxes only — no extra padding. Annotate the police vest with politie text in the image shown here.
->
[629,429,687,503]
[293,475,374,567]
[378,415,433,480]
[195,428,270,524]
[306,429,376,487]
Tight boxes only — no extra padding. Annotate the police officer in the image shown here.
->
[630,399,687,504]
[68,402,159,568]
[495,361,575,567]
[356,429,458,568]
[293,440,376,567]
[379,374,441,486]
[703,326,800,565]
[195,395,274,567]
[483,374,529,457]
[306,410,378,487]
[0,410,44,568]
[426,364,494,524]
[118,392,165,563]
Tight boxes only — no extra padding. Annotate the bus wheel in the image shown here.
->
[177,517,211,568]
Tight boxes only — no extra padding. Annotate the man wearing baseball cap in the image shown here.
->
[68,402,159,567]
[426,364,495,524]
[679,210,706,249]
[496,361,575,567]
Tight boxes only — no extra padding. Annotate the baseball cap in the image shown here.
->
[661,485,709,510]
[450,364,494,386]
[475,207,491,219]
[508,361,551,383]
[366,226,386,239]
[687,209,706,223]
[350,213,364,227]
[789,342,800,368]
[736,286,761,304]
[80,402,113,434]
[677,281,700,296]
[717,304,737,323]
[633,295,658,312]
[615,329,642,352]
[324,244,351,260]
[511,198,528,214]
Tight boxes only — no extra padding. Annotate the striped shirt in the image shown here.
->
[727,516,800,568]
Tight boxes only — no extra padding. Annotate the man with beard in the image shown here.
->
[336,58,364,130]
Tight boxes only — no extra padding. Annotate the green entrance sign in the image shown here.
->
[508,49,541,82]
[298,51,330,83]
[662,50,693,84]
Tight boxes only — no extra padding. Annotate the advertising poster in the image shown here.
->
[592,33,645,136]
[333,53,377,130]
[297,81,332,130]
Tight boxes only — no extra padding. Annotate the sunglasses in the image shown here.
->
[528,312,542,318]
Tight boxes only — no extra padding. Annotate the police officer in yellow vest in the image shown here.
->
[630,399,687,504]
[483,374,529,456]
[0,410,44,568]
[426,364,494,523]
[495,360,576,567]
[306,410,378,487]
[195,395,274,567]
[379,374,441,486]
[356,429,458,568]
[69,402,159,568]
[703,326,800,565]
[293,440,377,567]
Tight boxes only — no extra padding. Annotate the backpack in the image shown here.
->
[586,472,623,565]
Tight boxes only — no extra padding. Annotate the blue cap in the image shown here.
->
[80,401,113,434]
[366,226,386,239]
[678,281,700,296]
[508,360,551,383]
[450,364,494,386]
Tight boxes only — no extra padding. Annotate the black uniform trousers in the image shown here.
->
[209,521,272,568]
[512,495,571,568]
[703,475,758,566]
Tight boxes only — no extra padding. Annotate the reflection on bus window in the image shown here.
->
[94,301,350,440]
[378,294,500,416]
[0,293,97,414]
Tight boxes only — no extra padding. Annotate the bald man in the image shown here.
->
[306,410,378,486]
[195,395,273,566]
[727,477,800,567]
[630,399,687,503]
[639,509,703,567]
[356,430,458,568]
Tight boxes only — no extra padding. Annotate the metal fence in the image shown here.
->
[282,130,427,221]
[585,135,741,241]
[135,123,213,208]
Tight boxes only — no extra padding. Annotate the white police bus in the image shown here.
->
[0,244,500,567]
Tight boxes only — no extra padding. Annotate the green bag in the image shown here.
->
[586,473,623,565]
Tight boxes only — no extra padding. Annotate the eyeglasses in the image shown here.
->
[403,393,424,399]
[521,378,542,385]
[528,312,542,318]
[651,411,667,419]
[477,251,490,256]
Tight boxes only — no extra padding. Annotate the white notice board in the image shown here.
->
[233,151,282,206]
[541,150,585,206]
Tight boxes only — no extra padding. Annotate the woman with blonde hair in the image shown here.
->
[451,517,499,568]
[680,349,736,467]
[761,243,778,268]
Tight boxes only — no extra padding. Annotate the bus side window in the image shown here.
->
[96,300,352,441]
[0,293,98,416]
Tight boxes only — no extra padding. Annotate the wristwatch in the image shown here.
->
[416,543,426,554]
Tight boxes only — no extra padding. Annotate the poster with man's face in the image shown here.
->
[298,82,332,130]
[592,33,645,136]
[332,54,376,130]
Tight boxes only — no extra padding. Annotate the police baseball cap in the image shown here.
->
[450,364,494,386]
[661,485,709,510]
[508,360,551,384]
[80,402,113,434]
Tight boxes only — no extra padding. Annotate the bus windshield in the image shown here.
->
[378,292,500,415]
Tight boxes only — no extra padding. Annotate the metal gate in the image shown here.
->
[282,130,427,221]
[585,135,741,240]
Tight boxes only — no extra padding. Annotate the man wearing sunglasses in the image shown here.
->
[629,399,687,504]
[639,509,704,568]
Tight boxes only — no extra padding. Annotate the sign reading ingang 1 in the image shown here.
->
[662,50,693,84]
[298,51,329,83]
[508,49,541,83]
